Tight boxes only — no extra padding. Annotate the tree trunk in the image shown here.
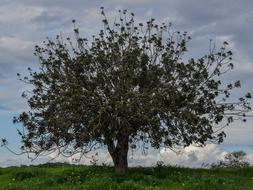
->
[107,136,129,174]
[111,149,128,174]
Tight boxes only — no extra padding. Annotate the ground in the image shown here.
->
[0,163,252,190]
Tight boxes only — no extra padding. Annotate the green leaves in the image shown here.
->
[234,80,241,88]
[245,92,252,99]
[0,138,8,147]
[16,9,251,163]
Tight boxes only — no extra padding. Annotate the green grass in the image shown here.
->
[0,163,252,190]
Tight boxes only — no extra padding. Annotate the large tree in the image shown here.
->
[13,9,251,173]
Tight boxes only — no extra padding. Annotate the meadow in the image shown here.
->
[0,163,252,190]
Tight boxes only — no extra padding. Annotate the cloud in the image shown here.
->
[158,144,226,167]
[43,145,227,168]
[109,0,154,4]
[0,92,12,111]
[0,37,34,61]
[126,144,227,167]
[83,144,253,167]
[0,4,43,23]
[0,35,33,113]
[224,119,253,146]
[1,144,253,168]
[0,154,49,168]
[0,104,10,111]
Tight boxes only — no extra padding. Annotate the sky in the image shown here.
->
[0,0,253,167]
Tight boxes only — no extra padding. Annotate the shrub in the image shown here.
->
[12,169,45,181]
[55,169,86,184]
[211,151,250,168]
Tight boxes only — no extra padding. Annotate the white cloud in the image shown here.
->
[248,154,253,163]
[125,144,227,168]
[50,144,249,168]
[224,119,253,146]
[0,37,34,62]
[158,144,227,167]
[110,0,154,4]
[0,5,43,23]
[1,144,253,168]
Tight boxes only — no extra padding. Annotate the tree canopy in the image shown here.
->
[12,8,251,173]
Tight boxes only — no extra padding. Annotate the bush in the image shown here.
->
[211,151,250,168]
[12,169,45,181]
[119,180,145,190]
[37,162,70,168]
[55,169,86,184]
[13,171,36,181]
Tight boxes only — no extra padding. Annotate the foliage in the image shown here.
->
[13,8,251,172]
[211,151,250,168]
[0,164,253,190]
[12,169,45,181]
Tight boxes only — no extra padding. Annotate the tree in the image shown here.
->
[13,8,251,173]
[211,151,250,168]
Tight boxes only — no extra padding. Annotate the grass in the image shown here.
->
[0,163,252,190]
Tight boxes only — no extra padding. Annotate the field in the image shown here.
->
[0,163,252,190]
